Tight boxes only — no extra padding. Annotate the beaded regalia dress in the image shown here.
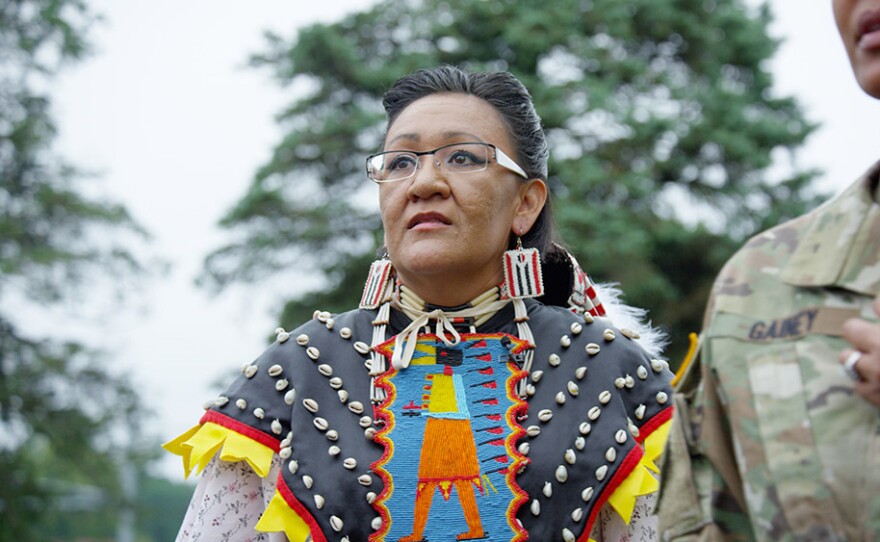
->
[165,252,673,542]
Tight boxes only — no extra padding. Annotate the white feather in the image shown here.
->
[591,283,668,359]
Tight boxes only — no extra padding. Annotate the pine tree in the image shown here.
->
[1,1,148,538]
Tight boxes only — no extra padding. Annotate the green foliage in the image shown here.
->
[203,0,825,363]
[0,1,151,539]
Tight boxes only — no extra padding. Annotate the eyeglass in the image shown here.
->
[366,142,529,183]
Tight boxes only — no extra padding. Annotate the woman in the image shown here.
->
[166,66,673,542]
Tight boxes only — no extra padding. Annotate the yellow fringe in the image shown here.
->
[162,422,275,479]
[255,491,314,541]
[671,332,699,387]
[606,417,673,523]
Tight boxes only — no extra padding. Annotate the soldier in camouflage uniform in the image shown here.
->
[656,0,880,539]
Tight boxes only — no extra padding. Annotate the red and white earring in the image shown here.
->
[503,234,544,300]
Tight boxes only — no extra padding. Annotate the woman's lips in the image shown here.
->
[857,9,880,50]
[407,212,451,230]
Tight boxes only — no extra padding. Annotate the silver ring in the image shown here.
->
[842,351,863,382]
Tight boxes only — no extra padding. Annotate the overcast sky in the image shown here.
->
[41,0,880,479]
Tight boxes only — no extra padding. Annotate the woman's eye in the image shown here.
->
[389,155,417,170]
[447,151,480,166]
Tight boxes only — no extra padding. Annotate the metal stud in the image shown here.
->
[585,343,600,356]
[268,364,283,377]
[549,353,561,366]
[596,465,608,481]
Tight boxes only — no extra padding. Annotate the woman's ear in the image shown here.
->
[513,178,548,233]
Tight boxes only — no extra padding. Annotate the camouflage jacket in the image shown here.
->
[656,161,880,542]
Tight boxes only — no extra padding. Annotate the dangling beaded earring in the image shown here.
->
[503,235,544,299]
[360,253,395,405]
[502,231,542,399]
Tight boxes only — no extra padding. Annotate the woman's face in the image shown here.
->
[378,93,545,304]
[833,0,880,98]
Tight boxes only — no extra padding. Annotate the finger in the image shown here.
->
[841,317,880,353]
[839,347,858,365]
[874,295,880,318]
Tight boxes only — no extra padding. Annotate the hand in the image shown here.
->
[840,296,880,408]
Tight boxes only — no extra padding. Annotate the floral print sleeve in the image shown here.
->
[176,454,287,542]
[589,494,659,542]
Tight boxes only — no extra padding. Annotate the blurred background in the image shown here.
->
[2,0,878,539]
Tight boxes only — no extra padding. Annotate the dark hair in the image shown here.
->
[382,65,563,259]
